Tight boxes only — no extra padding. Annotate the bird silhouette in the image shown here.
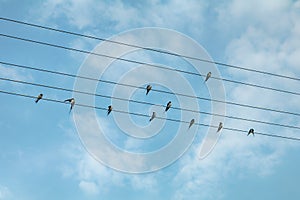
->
[64,98,75,113]
[107,105,113,115]
[189,119,195,129]
[146,85,152,95]
[204,72,212,82]
[165,101,172,112]
[247,128,254,136]
[217,122,223,132]
[35,93,43,103]
[149,112,156,121]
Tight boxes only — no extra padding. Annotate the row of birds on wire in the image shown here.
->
[33,71,255,136]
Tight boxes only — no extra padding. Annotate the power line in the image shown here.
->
[223,126,300,141]
[1,61,300,117]
[1,16,300,82]
[1,76,300,130]
[0,89,299,142]
[2,76,300,130]
[1,33,300,97]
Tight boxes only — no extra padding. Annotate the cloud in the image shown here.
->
[60,136,159,196]
[0,64,32,83]
[0,185,12,200]
[170,1,300,199]
[32,0,206,37]
[79,181,100,195]
[40,0,300,199]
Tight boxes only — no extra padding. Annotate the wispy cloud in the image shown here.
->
[32,0,300,199]
[0,185,12,200]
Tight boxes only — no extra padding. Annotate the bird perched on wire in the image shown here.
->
[35,93,43,103]
[247,128,254,136]
[146,85,152,95]
[165,101,172,112]
[64,98,75,113]
[107,105,113,115]
[189,119,195,129]
[149,112,156,121]
[217,122,223,132]
[204,72,212,82]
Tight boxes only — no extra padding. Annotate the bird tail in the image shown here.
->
[35,99,38,103]
[69,105,73,114]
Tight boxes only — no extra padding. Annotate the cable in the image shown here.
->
[1,61,300,117]
[223,126,300,141]
[1,76,300,130]
[1,33,300,97]
[0,89,299,142]
[1,16,300,82]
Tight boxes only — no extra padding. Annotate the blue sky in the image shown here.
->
[1,0,300,199]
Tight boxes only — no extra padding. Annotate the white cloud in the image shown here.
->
[0,64,32,83]
[0,185,12,200]
[60,137,158,196]
[79,181,100,195]
[169,1,300,199]
[33,0,206,37]
[44,0,300,199]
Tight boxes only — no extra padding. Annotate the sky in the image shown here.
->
[0,0,300,199]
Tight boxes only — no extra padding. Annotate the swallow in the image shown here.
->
[107,105,112,115]
[204,72,212,82]
[149,112,156,121]
[35,93,43,103]
[247,128,254,136]
[64,98,75,113]
[146,85,152,95]
[217,122,223,133]
[189,119,195,129]
[165,101,172,112]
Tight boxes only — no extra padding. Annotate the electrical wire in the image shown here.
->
[1,16,300,82]
[0,89,299,142]
[1,33,300,96]
[1,61,300,117]
[1,76,300,130]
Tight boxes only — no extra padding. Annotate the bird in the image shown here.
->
[149,112,156,121]
[217,122,223,132]
[107,105,112,115]
[64,98,75,113]
[165,101,172,112]
[146,85,152,95]
[204,72,212,82]
[247,128,254,136]
[35,93,43,103]
[189,119,195,129]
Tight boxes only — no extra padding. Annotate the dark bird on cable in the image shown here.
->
[64,98,75,113]
[107,105,113,115]
[247,128,255,136]
[189,119,195,129]
[149,112,156,121]
[146,85,152,95]
[165,101,172,112]
[204,72,212,82]
[35,93,43,103]
[217,122,223,133]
